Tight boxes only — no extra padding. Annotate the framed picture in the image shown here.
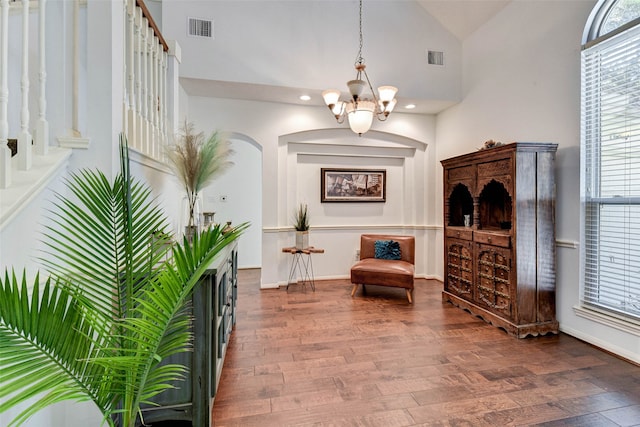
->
[321,168,386,202]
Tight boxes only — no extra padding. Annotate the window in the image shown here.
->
[581,0,640,320]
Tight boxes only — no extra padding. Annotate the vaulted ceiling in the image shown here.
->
[417,0,510,40]
[170,0,512,115]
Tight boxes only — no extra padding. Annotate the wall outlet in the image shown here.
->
[355,249,360,260]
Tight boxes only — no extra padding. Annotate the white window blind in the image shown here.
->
[581,23,640,319]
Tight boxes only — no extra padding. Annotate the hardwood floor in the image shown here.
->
[212,270,640,426]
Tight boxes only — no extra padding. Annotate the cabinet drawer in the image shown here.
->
[478,158,511,177]
[446,228,473,240]
[448,165,475,181]
[474,232,510,248]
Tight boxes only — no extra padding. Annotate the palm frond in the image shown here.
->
[39,169,169,321]
[0,136,248,427]
[0,272,109,426]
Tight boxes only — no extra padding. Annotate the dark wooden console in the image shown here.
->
[441,143,558,338]
[137,241,238,425]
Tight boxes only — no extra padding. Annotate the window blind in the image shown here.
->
[581,23,640,319]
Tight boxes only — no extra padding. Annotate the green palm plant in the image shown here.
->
[0,139,248,427]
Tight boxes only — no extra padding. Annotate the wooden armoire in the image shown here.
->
[441,142,558,338]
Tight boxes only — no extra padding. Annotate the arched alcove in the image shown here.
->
[478,180,512,230]
[203,132,263,268]
[448,183,473,227]
[271,127,429,288]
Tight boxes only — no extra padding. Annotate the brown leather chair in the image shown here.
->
[350,234,415,303]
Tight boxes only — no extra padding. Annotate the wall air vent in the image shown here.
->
[427,50,445,66]
[188,17,213,38]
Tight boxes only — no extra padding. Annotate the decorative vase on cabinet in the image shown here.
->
[441,142,558,338]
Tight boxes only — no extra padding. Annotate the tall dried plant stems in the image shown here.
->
[167,121,234,228]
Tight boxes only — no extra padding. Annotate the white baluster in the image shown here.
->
[0,0,10,188]
[152,42,159,159]
[161,49,168,155]
[17,0,32,171]
[126,0,135,149]
[72,0,80,136]
[121,0,128,141]
[135,6,143,152]
[141,18,149,154]
[146,26,154,156]
[35,0,48,155]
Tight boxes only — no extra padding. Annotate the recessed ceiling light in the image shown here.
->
[299,95,311,101]
[405,104,416,109]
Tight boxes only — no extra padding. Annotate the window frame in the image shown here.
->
[580,0,640,323]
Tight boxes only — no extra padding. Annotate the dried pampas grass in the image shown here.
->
[167,121,233,227]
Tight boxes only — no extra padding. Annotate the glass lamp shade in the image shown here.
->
[346,100,375,135]
[379,98,397,114]
[377,86,398,102]
[347,79,367,98]
[322,89,341,107]
[331,101,345,116]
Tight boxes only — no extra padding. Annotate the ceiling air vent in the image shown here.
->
[188,17,213,38]
[427,50,444,66]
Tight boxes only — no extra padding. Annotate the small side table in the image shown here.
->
[282,246,324,291]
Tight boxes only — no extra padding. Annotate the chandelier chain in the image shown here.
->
[321,0,397,135]
[355,0,364,66]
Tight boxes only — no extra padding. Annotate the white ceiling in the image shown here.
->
[417,0,511,41]
[177,0,512,115]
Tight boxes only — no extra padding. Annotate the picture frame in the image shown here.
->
[320,168,386,202]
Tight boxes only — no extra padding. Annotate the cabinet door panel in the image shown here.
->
[475,244,513,319]
[445,238,473,300]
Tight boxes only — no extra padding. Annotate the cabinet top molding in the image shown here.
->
[441,142,558,166]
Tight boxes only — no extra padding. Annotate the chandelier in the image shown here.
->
[322,0,398,136]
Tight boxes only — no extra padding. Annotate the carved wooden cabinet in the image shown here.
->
[137,241,238,426]
[441,143,558,338]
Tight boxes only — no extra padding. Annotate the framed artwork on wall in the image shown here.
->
[321,168,386,202]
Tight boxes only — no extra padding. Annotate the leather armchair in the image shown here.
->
[350,234,415,303]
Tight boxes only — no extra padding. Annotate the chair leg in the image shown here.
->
[351,284,359,297]
[406,289,413,304]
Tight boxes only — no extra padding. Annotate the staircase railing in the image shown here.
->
[124,0,170,160]
[0,0,42,189]
[0,0,177,190]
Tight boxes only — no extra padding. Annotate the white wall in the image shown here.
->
[203,134,263,269]
[184,95,437,288]
[436,0,640,363]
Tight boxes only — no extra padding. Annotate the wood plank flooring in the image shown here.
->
[212,270,640,426]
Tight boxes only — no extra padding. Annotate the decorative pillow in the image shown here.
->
[374,240,401,260]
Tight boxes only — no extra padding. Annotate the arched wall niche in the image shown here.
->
[202,131,263,268]
[268,127,430,288]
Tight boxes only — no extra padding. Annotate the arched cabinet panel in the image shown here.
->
[441,142,558,338]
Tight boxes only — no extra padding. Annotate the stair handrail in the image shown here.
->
[124,0,171,161]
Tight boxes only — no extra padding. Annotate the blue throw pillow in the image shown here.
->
[374,240,401,260]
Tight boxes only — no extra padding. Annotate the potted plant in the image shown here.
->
[293,203,310,249]
[166,121,233,241]
[0,138,248,427]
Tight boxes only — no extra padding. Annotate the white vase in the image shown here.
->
[295,231,309,249]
